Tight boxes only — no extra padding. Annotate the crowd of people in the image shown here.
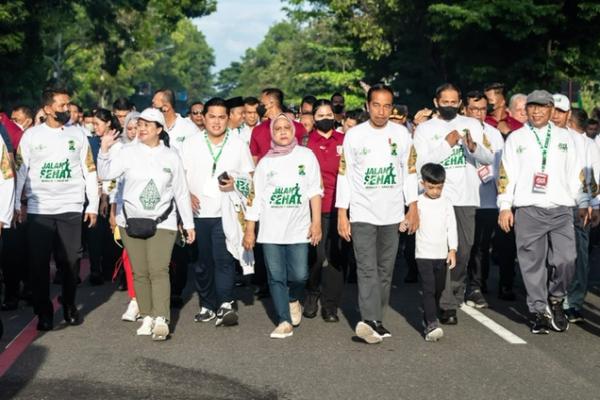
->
[0,81,599,343]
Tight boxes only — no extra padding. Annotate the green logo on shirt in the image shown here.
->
[39,159,72,182]
[363,163,397,187]
[68,140,75,151]
[236,178,251,197]
[270,184,302,207]
[441,147,466,168]
[298,164,306,176]
[516,145,526,154]
[139,179,161,210]
[558,143,568,152]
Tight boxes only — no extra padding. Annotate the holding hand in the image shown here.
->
[445,130,461,147]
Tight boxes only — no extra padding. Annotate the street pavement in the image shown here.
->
[1,254,600,400]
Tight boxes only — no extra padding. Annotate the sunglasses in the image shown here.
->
[190,111,203,116]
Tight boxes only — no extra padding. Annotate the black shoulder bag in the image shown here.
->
[123,201,174,239]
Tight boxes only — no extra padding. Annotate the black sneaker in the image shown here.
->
[439,309,457,325]
[564,308,584,323]
[531,312,551,334]
[465,290,488,308]
[194,307,216,322]
[215,302,238,327]
[498,286,516,301]
[303,293,319,318]
[374,321,392,338]
[549,300,569,332]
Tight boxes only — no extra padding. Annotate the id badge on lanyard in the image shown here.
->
[530,124,551,194]
[477,165,494,183]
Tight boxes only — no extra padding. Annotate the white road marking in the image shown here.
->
[460,304,527,345]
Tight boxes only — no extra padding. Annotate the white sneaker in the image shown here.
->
[152,316,169,341]
[270,322,294,339]
[355,321,383,344]
[289,301,302,327]
[121,299,140,322]
[136,316,153,336]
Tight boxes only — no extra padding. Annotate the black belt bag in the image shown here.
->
[123,201,174,239]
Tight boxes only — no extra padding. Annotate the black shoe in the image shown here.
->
[374,321,392,338]
[303,293,319,318]
[63,305,81,326]
[531,312,551,334]
[1,298,19,311]
[465,290,488,309]
[564,308,584,323]
[439,309,457,325]
[37,314,54,331]
[215,302,238,327]
[170,295,184,309]
[404,272,418,283]
[254,286,270,299]
[321,309,339,323]
[549,300,569,332]
[89,273,103,286]
[498,286,516,301]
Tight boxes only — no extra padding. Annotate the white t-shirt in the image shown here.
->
[0,134,15,227]
[479,123,505,209]
[165,114,201,153]
[335,120,418,225]
[97,141,194,231]
[15,123,99,215]
[413,115,494,207]
[230,125,252,146]
[415,194,458,259]
[497,123,584,210]
[179,132,254,218]
[246,146,323,244]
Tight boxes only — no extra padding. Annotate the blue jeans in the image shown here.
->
[194,218,236,311]
[262,243,309,324]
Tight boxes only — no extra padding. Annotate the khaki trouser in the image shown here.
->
[120,228,177,321]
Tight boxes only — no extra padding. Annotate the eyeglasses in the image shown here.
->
[190,111,203,115]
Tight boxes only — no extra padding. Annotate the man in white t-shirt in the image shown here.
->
[336,83,419,344]
[413,83,494,325]
[226,97,251,145]
[180,97,254,327]
[498,90,585,334]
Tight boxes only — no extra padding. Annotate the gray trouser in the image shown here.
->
[564,208,590,311]
[514,206,576,314]
[351,223,400,322]
[440,206,476,311]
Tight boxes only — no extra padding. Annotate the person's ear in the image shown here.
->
[433,98,439,109]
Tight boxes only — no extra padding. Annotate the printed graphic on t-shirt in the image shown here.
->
[39,159,72,182]
[236,178,251,198]
[270,183,302,207]
[363,163,397,188]
[139,179,161,210]
[441,147,466,168]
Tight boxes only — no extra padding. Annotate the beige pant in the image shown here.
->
[120,228,177,320]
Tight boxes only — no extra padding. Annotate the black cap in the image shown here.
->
[225,96,244,109]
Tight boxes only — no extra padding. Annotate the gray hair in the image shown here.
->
[122,111,141,143]
[508,93,527,110]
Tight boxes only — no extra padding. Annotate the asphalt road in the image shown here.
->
[1,254,599,400]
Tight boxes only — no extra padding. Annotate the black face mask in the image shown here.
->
[315,118,336,133]
[54,111,71,125]
[487,103,495,115]
[332,104,344,114]
[257,104,267,119]
[437,106,459,121]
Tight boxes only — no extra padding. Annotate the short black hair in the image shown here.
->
[12,105,34,119]
[465,90,487,105]
[570,109,588,131]
[112,97,133,111]
[41,87,70,107]
[484,82,506,94]
[203,97,229,116]
[421,163,446,184]
[367,83,394,103]
[312,99,332,116]
[95,108,122,132]
[244,96,259,106]
[70,103,82,113]
[331,92,344,101]
[262,88,284,106]
[588,118,599,125]
[345,109,367,123]
[301,95,317,108]
[435,83,461,100]
[187,101,203,113]
[156,88,176,109]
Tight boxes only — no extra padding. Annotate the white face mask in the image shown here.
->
[85,123,95,133]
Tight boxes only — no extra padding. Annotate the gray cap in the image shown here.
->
[526,90,554,106]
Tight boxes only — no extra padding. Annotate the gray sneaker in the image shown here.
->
[194,307,216,322]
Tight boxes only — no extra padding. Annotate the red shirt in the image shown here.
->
[306,129,344,213]
[0,112,23,150]
[250,118,307,162]
[485,112,522,132]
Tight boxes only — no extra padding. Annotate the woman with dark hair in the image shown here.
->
[98,108,195,341]
[303,99,346,322]
[243,113,323,339]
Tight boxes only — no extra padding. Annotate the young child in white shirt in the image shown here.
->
[403,163,457,342]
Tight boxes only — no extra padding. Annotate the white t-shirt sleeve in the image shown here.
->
[497,135,518,210]
[306,152,323,199]
[172,155,194,230]
[245,162,265,222]
[80,136,99,215]
[401,139,418,205]
[14,131,30,211]
[97,145,128,181]
[334,139,352,209]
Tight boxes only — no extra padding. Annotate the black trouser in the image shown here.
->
[28,213,82,316]
[402,232,417,277]
[306,212,344,311]
[416,259,447,325]
[468,209,497,292]
[494,225,516,290]
[170,241,191,297]
[86,213,120,280]
[1,222,28,301]
[251,221,268,289]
